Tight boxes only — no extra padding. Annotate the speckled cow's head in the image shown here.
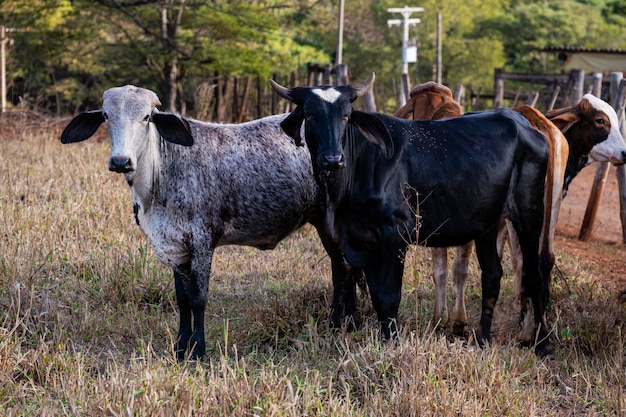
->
[61,85,193,174]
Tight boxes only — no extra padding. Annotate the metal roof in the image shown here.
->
[542,47,626,55]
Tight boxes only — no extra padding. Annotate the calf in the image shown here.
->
[271,74,554,356]
[60,85,360,360]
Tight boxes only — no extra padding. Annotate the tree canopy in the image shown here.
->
[1,0,626,116]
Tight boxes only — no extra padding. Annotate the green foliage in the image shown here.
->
[482,1,626,73]
[0,0,73,30]
[2,0,626,114]
[0,0,107,112]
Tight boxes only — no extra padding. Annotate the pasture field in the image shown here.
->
[1,112,624,416]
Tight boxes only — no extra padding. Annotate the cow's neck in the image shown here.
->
[562,135,590,198]
[128,125,162,207]
[321,126,363,201]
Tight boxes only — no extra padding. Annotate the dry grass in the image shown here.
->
[0,111,624,416]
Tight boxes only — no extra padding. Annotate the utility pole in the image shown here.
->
[435,12,442,84]
[336,0,344,66]
[0,26,19,114]
[1,26,8,113]
[388,6,424,105]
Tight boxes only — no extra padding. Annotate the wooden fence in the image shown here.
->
[192,63,352,123]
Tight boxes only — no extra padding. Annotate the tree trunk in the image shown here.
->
[161,1,185,111]
[236,77,252,123]
[164,58,178,111]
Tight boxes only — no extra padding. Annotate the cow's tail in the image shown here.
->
[514,106,569,301]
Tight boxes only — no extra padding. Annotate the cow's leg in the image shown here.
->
[505,220,523,291]
[331,261,361,331]
[539,247,555,308]
[174,266,192,361]
[511,174,552,357]
[173,251,212,361]
[314,226,360,330]
[515,228,551,357]
[496,218,508,260]
[431,247,449,328]
[505,223,535,343]
[473,228,503,348]
[450,242,473,335]
[364,246,407,340]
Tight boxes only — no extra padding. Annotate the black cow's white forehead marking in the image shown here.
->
[312,87,341,103]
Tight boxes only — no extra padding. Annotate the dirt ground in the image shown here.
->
[555,164,625,291]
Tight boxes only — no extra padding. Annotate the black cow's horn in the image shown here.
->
[269,79,292,101]
[355,73,375,97]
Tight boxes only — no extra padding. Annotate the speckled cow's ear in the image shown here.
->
[60,110,105,143]
[151,112,194,146]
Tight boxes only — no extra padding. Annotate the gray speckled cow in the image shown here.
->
[61,85,359,360]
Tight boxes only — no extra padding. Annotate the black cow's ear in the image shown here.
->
[350,111,394,159]
[151,112,194,146]
[280,107,305,146]
[60,110,105,143]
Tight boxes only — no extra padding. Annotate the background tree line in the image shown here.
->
[2,0,626,120]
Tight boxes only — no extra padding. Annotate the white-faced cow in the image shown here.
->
[394,84,626,343]
[271,74,555,357]
[60,85,361,360]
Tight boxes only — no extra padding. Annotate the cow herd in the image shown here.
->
[61,75,626,361]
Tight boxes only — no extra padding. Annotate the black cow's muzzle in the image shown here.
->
[320,153,345,171]
[108,157,134,173]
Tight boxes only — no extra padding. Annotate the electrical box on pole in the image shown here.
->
[403,41,417,63]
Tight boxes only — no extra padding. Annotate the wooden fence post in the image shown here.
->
[470,86,481,110]
[618,161,626,243]
[493,68,504,108]
[270,73,279,116]
[336,64,349,86]
[323,64,333,85]
[569,69,585,106]
[453,83,464,104]
[615,75,626,243]
[578,73,625,241]
[526,91,539,107]
[363,90,377,112]
[547,86,560,111]
[256,75,262,119]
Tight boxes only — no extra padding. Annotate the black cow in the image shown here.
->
[270,74,554,357]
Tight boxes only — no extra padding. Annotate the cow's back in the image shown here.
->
[143,114,321,257]
[343,109,548,249]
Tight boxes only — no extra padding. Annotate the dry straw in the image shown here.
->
[0,113,624,416]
